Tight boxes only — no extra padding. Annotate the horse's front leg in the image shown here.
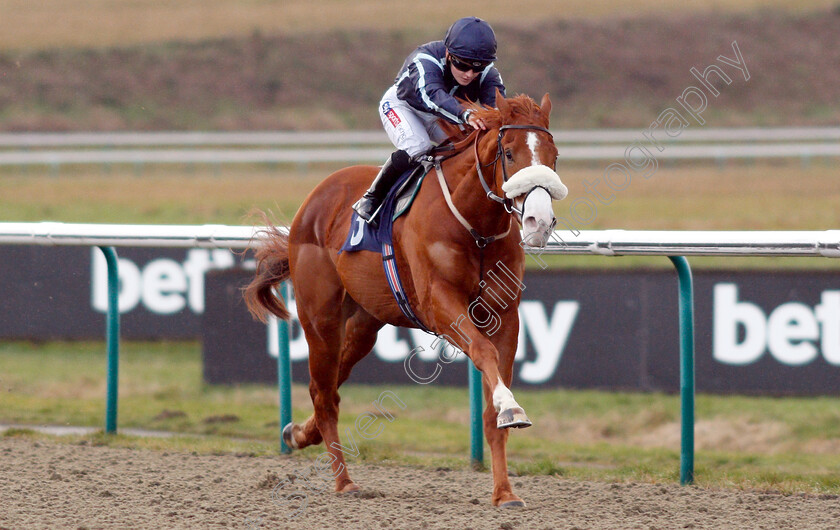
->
[483,307,529,508]
[430,286,529,507]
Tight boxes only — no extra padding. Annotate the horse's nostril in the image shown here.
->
[524,217,538,232]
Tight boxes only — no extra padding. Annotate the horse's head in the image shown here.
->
[472,91,568,248]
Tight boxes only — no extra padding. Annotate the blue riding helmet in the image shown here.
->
[443,17,497,63]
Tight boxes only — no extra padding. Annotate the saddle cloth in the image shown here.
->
[339,162,429,254]
[338,160,436,334]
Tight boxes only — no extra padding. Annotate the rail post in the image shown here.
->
[668,256,695,485]
[276,282,293,454]
[98,246,120,434]
[468,359,484,469]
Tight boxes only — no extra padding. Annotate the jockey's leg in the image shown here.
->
[377,85,434,161]
[351,149,415,224]
[353,86,432,225]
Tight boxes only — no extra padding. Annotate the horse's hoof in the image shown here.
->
[499,499,526,508]
[497,407,532,429]
[282,423,298,450]
[338,482,360,494]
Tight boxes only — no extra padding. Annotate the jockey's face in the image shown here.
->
[447,52,481,86]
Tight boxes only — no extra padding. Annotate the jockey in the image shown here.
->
[352,16,506,225]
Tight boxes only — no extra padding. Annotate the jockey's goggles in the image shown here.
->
[449,54,491,73]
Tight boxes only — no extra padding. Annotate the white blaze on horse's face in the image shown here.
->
[501,137,569,248]
[526,132,541,166]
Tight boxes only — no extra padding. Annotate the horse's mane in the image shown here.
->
[438,94,545,146]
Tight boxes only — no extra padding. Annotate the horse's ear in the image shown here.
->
[496,88,509,118]
[540,93,552,119]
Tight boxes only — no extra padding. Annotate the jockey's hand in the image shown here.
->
[462,109,487,131]
[467,113,487,131]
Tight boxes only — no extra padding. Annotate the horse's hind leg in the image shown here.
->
[284,263,383,493]
[336,304,384,387]
[285,301,383,454]
[277,248,352,493]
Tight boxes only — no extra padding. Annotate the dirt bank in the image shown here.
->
[2,9,839,131]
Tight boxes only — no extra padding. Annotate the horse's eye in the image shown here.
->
[505,149,514,161]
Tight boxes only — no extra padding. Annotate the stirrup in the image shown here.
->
[352,197,383,226]
[364,203,385,227]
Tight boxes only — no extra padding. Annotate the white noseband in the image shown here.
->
[501,165,568,201]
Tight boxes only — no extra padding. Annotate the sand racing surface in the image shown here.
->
[2,437,839,529]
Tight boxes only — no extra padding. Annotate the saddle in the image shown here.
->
[392,161,431,220]
[339,159,432,254]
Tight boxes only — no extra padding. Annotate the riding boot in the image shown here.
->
[352,149,416,225]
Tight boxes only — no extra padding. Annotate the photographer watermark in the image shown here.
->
[403,258,526,384]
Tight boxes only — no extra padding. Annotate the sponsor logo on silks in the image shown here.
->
[382,101,401,127]
[386,109,401,127]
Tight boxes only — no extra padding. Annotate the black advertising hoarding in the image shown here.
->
[202,269,671,389]
[203,268,840,396]
[0,246,244,339]
[692,271,840,395]
[1,246,839,395]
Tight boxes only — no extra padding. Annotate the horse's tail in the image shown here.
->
[244,220,291,322]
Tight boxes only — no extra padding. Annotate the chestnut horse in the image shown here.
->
[245,92,568,507]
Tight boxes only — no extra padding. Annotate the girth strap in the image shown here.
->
[381,242,435,335]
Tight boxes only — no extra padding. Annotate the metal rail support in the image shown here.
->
[276,283,293,454]
[469,360,484,469]
[668,256,695,485]
[98,246,120,434]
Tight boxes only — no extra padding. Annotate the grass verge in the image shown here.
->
[2,160,838,270]
[3,0,836,50]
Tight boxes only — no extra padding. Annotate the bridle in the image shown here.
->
[473,124,554,217]
[431,121,558,306]
[433,122,556,249]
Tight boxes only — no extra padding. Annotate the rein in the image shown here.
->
[434,160,511,249]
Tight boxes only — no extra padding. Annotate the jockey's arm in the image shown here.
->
[398,57,467,124]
